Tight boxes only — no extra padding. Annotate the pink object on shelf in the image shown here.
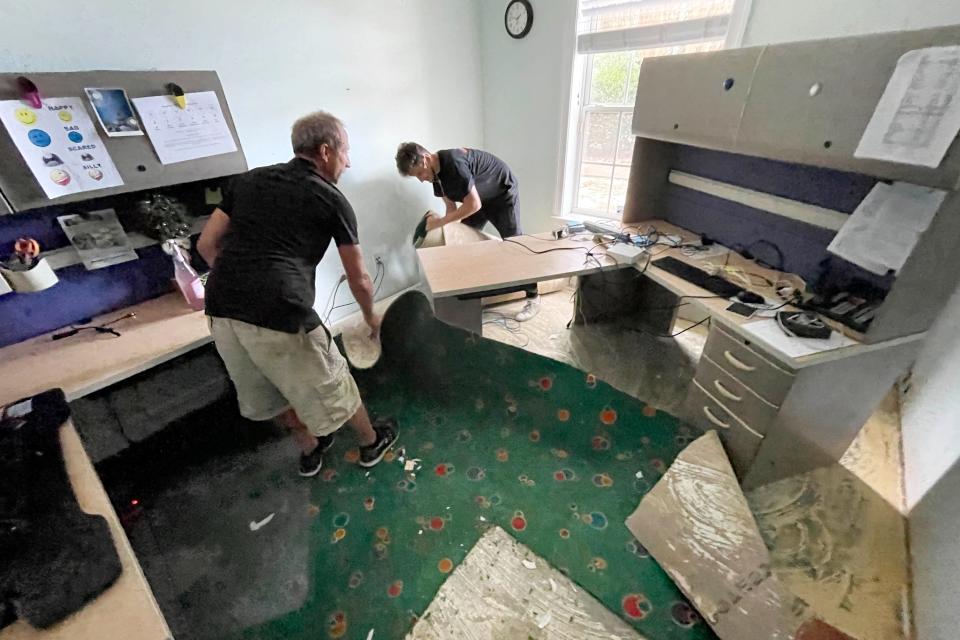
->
[171,244,205,311]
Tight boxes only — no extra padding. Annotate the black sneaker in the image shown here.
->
[318,433,336,453]
[299,434,335,477]
[358,419,399,468]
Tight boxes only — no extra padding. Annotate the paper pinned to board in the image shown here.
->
[740,318,857,359]
[855,46,960,168]
[132,91,237,164]
[57,208,138,270]
[0,97,124,198]
[827,181,946,276]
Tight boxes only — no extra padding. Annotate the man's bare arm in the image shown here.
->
[428,187,482,230]
[337,244,380,339]
[197,208,230,267]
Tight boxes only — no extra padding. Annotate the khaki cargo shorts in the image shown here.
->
[208,317,362,437]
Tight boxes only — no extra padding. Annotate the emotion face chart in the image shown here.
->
[0,97,123,198]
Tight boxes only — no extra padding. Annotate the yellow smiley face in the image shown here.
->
[14,107,36,125]
[58,110,73,122]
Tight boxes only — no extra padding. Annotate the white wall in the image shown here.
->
[901,285,960,640]
[477,0,579,234]
[0,0,485,323]
[742,0,960,46]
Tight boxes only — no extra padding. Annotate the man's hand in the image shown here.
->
[365,313,382,341]
[425,212,444,232]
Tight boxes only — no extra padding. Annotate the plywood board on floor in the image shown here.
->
[625,431,809,640]
[748,464,910,640]
[406,526,643,640]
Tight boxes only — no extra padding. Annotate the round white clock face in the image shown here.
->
[506,1,530,37]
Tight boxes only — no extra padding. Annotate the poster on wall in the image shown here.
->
[0,97,124,199]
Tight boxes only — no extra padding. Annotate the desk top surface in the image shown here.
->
[0,420,171,640]
[0,293,211,408]
[636,220,925,367]
[417,234,621,298]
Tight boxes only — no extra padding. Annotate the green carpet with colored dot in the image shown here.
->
[240,292,715,640]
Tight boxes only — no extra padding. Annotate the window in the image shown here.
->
[568,0,744,218]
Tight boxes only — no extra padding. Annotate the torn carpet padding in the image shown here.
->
[0,389,121,629]
[625,430,810,640]
[407,525,644,640]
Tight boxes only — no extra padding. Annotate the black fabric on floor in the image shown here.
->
[0,388,121,629]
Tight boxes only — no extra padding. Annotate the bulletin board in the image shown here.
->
[0,70,248,214]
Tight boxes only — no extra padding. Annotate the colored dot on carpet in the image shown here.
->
[557,409,570,422]
[529,430,540,442]
[643,405,658,417]
[554,471,566,482]
[622,594,652,619]
[586,373,597,387]
[363,497,375,511]
[539,377,553,390]
[600,408,618,425]
[511,513,527,531]
[429,517,445,531]
[437,558,454,574]
[332,513,350,527]
[328,611,347,638]
[387,580,404,598]
[559,528,570,539]
[343,448,359,463]
[435,463,448,476]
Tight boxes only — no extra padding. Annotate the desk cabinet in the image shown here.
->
[683,321,920,488]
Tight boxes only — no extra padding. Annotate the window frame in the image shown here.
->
[563,0,752,220]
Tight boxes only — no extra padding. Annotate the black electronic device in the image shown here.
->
[776,311,832,339]
[736,291,764,304]
[727,302,757,318]
[652,256,745,298]
[804,289,884,333]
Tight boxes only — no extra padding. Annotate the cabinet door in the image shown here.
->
[632,47,762,151]
[737,25,960,189]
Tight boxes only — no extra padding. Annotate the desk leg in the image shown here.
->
[434,297,483,335]
[742,339,919,490]
[575,271,677,333]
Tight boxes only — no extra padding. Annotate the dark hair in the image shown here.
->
[395,142,429,176]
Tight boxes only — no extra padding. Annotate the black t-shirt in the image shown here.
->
[433,148,517,207]
[205,157,359,333]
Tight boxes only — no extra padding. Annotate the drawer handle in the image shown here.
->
[703,406,731,429]
[724,350,756,372]
[713,380,742,402]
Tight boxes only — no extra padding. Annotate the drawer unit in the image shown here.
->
[694,354,780,436]
[684,380,764,477]
[703,325,795,406]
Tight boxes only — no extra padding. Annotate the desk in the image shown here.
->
[0,293,211,407]
[417,234,624,333]
[0,293,207,640]
[620,221,923,488]
[0,421,172,640]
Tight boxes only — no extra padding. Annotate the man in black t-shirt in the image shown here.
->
[198,111,398,477]
[395,142,539,319]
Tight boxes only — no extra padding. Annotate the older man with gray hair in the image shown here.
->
[198,111,398,477]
